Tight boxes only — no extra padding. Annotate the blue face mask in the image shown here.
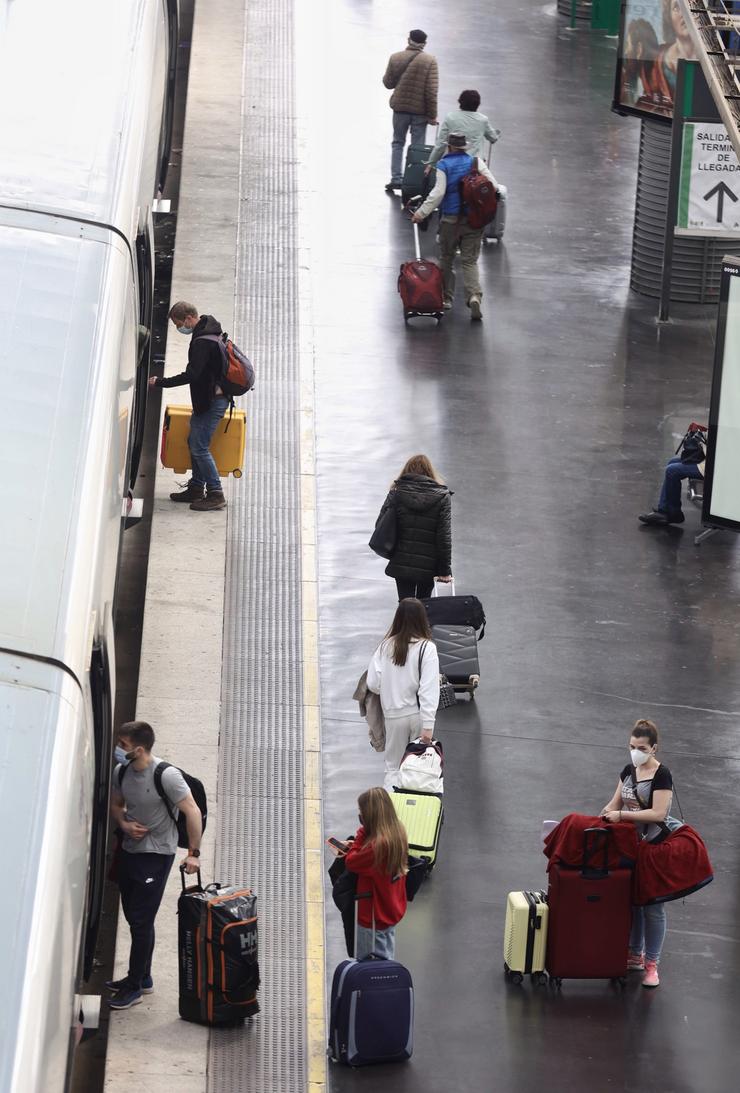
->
[176,324,192,335]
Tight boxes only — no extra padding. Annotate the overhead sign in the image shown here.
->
[677,123,740,235]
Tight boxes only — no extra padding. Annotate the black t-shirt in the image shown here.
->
[620,763,674,842]
[620,763,672,794]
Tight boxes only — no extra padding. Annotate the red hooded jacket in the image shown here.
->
[344,827,408,930]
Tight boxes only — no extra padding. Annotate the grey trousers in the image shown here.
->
[439,217,484,304]
[383,711,422,791]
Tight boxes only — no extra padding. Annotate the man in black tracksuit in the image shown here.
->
[149,300,229,511]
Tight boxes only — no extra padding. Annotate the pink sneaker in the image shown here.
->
[627,951,645,971]
[642,960,660,988]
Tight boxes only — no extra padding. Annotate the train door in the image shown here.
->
[128,217,155,490]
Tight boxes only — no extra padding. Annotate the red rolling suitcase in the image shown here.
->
[398,221,444,323]
[546,827,631,988]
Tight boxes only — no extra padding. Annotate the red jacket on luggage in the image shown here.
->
[344,827,408,930]
[544,814,640,871]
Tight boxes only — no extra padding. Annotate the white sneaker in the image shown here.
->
[469,296,482,320]
[443,298,453,310]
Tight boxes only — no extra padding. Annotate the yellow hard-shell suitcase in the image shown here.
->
[160,404,247,478]
[503,890,548,985]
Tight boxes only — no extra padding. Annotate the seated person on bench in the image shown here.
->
[639,424,706,527]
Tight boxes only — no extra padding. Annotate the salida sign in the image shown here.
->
[677,123,740,234]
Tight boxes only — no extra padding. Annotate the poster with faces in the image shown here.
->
[616,0,696,120]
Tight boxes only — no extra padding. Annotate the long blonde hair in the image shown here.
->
[396,453,444,485]
[358,788,408,877]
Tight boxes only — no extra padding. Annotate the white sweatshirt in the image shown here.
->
[367,638,440,730]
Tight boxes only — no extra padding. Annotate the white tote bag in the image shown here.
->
[396,739,444,794]
[432,579,456,598]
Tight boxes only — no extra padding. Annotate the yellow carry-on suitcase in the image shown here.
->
[503,890,548,985]
[160,404,247,478]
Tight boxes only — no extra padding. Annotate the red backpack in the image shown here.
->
[460,159,498,229]
[202,333,255,397]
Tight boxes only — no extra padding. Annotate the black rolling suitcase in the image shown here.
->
[421,593,486,638]
[431,623,480,696]
[177,867,260,1025]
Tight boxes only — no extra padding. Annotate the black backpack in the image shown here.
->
[676,422,707,465]
[118,761,208,849]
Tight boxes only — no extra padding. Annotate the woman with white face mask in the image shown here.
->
[599,718,682,990]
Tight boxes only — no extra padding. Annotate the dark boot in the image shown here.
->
[170,481,205,503]
[190,490,227,512]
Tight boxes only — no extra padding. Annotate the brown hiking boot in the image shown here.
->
[190,491,227,512]
[170,481,205,503]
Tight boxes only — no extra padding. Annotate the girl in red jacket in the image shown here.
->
[343,787,409,959]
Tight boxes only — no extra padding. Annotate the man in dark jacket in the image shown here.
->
[382,29,438,192]
[149,301,229,511]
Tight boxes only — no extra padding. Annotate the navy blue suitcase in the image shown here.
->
[328,955,414,1066]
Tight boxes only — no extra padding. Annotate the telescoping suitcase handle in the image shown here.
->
[180,863,204,891]
[582,827,610,878]
[354,890,377,960]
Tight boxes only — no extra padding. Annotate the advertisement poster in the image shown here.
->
[615,0,695,120]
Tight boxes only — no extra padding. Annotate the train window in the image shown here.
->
[135,226,154,343]
[83,641,112,981]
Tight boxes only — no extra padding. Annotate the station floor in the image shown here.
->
[107,1,740,1092]
[310,3,740,1093]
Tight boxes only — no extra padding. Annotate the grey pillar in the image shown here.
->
[632,117,740,302]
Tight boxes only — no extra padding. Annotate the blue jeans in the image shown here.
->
[391,112,428,183]
[188,396,229,492]
[657,456,702,516]
[629,903,667,964]
[355,924,396,960]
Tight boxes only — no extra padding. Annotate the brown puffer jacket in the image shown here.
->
[382,45,438,120]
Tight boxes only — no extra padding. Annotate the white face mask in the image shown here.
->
[631,748,651,767]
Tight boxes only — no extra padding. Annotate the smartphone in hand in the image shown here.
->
[326,836,348,855]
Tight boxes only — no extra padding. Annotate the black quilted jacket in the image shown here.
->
[379,474,452,580]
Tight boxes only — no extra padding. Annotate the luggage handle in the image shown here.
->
[582,827,610,878]
[354,890,376,960]
[180,863,203,891]
[413,218,421,261]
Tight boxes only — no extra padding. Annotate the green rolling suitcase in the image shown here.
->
[391,790,443,872]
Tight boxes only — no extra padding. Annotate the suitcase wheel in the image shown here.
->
[504,963,523,985]
[233,468,243,479]
[549,977,563,991]
[530,972,548,987]
[610,976,627,990]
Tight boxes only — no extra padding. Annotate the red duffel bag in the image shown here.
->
[633,824,714,905]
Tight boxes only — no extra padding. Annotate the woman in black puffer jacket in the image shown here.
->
[375,454,453,600]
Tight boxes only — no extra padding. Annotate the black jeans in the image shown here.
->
[118,850,175,988]
[395,577,434,601]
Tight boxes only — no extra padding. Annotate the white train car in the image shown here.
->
[0,2,178,1089]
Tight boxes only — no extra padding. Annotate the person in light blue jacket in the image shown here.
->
[427,89,500,166]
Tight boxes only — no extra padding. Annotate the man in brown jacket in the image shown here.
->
[382,29,439,192]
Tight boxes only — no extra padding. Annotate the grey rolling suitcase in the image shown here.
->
[482,140,506,244]
[484,183,507,244]
[401,141,435,209]
[431,623,480,696]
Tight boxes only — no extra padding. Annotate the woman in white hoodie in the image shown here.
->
[367,598,440,791]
